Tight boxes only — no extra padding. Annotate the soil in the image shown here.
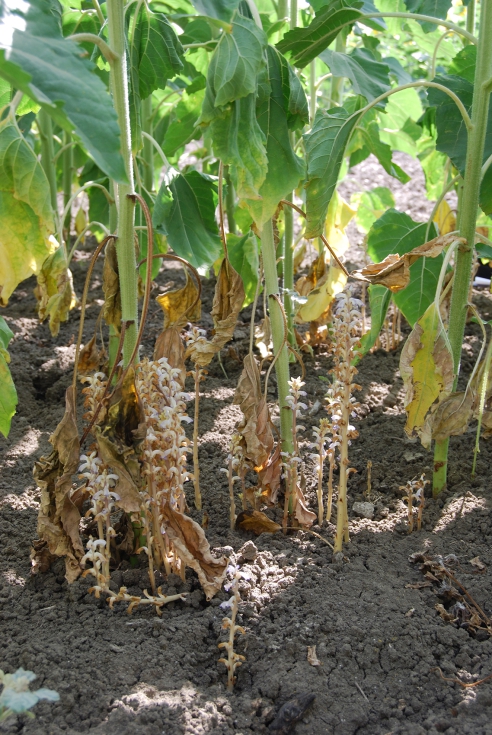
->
[1,153,492,735]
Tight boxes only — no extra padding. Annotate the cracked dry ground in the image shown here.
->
[1,158,492,735]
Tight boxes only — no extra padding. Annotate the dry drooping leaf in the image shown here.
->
[78,335,105,374]
[102,239,121,328]
[258,443,282,505]
[30,539,56,574]
[254,316,272,359]
[307,646,321,666]
[296,264,347,323]
[400,302,454,443]
[105,367,146,449]
[235,509,281,535]
[95,434,141,513]
[295,256,325,297]
[160,504,227,600]
[156,272,201,329]
[294,487,317,528]
[352,233,462,292]
[33,387,84,582]
[425,389,476,447]
[34,247,77,336]
[233,354,274,468]
[153,326,186,386]
[186,260,244,367]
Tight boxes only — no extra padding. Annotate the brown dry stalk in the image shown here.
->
[432,667,492,689]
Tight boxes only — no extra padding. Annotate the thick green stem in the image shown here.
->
[283,194,295,348]
[141,95,154,193]
[278,0,287,19]
[261,220,293,453]
[290,0,297,28]
[38,109,57,213]
[224,167,236,234]
[433,1,492,495]
[466,0,475,42]
[330,32,346,107]
[107,0,138,367]
[62,131,73,234]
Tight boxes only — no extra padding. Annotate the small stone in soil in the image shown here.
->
[352,501,375,519]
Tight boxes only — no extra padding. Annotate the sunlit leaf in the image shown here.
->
[227,230,260,307]
[0,120,56,306]
[320,47,391,103]
[0,316,17,437]
[162,89,204,156]
[190,0,240,22]
[35,246,77,337]
[352,186,394,233]
[358,285,391,357]
[403,0,452,32]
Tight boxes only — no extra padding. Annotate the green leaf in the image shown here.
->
[448,45,476,84]
[227,230,259,307]
[286,63,309,131]
[367,209,441,326]
[0,119,56,306]
[379,87,423,156]
[162,89,204,157]
[0,0,127,183]
[358,285,391,356]
[243,47,305,227]
[427,75,474,173]
[403,0,452,32]
[419,146,448,200]
[190,0,241,22]
[207,93,268,200]
[276,1,366,68]
[476,242,492,260]
[352,186,395,233]
[320,47,391,104]
[303,99,364,238]
[206,14,267,108]
[0,315,17,437]
[350,118,410,183]
[153,170,222,269]
[132,5,184,99]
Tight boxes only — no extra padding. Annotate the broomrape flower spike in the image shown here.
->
[282,377,307,531]
[185,327,208,511]
[328,290,363,555]
[401,474,429,533]
[310,418,331,525]
[0,669,59,722]
[218,562,246,691]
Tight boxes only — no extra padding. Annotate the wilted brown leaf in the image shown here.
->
[153,326,186,386]
[426,389,476,446]
[235,509,281,535]
[233,354,274,468]
[295,256,325,297]
[34,387,84,582]
[294,487,317,528]
[186,260,244,367]
[30,539,56,575]
[307,645,321,666]
[95,434,141,513]
[258,443,282,505]
[156,271,201,330]
[78,335,106,375]
[35,247,77,337]
[160,505,227,600]
[106,367,146,449]
[102,239,121,329]
[352,233,464,292]
[436,603,456,622]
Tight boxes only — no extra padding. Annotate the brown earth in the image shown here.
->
[1,154,492,735]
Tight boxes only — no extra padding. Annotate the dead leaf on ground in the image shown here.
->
[34,247,77,337]
[235,509,281,535]
[160,505,227,600]
[307,645,321,666]
[156,271,201,330]
[234,354,274,468]
[186,260,244,367]
[470,557,486,571]
[78,335,106,375]
[153,326,186,386]
[102,239,121,329]
[33,387,84,582]
[352,233,464,292]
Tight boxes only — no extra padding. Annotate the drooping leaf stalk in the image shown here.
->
[106,0,138,367]
[433,1,492,495]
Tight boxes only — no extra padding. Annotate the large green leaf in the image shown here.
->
[276,1,366,68]
[379,87,423,156]
[303,99,363,238]
[243,47,305,227]
[132,4,184,99]
[448,45,475,83]
[206,14,267,107]
[0,119,56,306]
[190,0,241,22]
[349,118,410,183]
[367,209,441,326]
[227,230,259,307]
[162,89,204,157]
[352,186,395,233]
[358,285,391,357]
[153,170,222,269]
[320,47,391,103]
[286,63,309,131]
[0,0,127,183]
[403,0,452,32]
[0,315,17,437]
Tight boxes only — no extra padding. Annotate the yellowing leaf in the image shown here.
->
[156,271,201,329]
[296,264,347,323]
[35,247,77,336]
[426,389,476,447]
[153,326,186,386]
[433,199,456,236]
[400,302,455,442]
[0,120,56,305]
[325,190,356,255]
